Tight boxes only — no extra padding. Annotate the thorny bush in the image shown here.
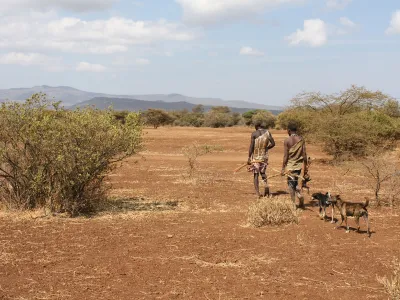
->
[0,94,142,216]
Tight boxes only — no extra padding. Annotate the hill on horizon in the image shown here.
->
[71,97,282,115]
[0,85,283,110]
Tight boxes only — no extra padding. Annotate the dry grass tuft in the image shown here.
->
[378,259,400,300]
[247,197,299,228]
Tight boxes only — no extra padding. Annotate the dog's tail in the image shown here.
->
[364,197,370,208]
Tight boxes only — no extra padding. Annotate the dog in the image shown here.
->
[311,192,335,223]
[328,195,371,237]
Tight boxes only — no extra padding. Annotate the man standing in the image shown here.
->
[247,121,275,198]
[281,122,308,208]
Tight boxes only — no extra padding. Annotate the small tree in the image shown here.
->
[144,109,173,129]
[359,153,399,206]
[182,143,222,178]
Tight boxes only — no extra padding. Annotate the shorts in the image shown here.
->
[287,170,301,190]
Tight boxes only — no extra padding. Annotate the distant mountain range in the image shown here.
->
[71,97,282,114]
[0,85,283,112]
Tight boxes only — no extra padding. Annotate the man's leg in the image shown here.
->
[287,175,296,204]
[253,173,261,198]
[287,170,303,208]
[260,172,269,197]
[295,170,305,208]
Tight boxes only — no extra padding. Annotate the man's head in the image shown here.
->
[254,121,265,130]
[287,121,298,135]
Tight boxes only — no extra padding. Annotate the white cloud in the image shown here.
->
[339,17,356,28]
[239,46,265,56]
[334,17,358,35]
[326,0,352,10]
[0,52,64,71]
[76,62,107,72]
[135,58,150,65]
[0,16,197,55]
[286,19,327,47]
[0,0,118,13]
[176,0,303,25]
[386,10,400,35]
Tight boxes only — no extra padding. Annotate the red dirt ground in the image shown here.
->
[1,127,399,300]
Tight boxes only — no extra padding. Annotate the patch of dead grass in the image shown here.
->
[247,196,299,228]
[378,259,400,300]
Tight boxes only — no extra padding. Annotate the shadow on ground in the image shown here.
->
[98,197,179,213]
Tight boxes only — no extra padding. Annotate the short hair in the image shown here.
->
[287,121,298,132]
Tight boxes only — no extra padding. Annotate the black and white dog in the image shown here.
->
[311,192,335,223]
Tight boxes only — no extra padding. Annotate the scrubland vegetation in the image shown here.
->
[1,85,400,215]
[0,94,142,216]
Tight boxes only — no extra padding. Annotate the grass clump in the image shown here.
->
[247,197,299,228]
[378,259,400,300]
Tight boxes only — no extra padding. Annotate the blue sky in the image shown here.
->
[0,0,399,106]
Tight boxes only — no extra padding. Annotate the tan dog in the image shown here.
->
[328,195,371,237]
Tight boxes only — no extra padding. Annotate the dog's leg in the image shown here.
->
[330,205,335,223]
[336,213,344,230]
[323,206,327,221]
[345,215,350,233]
[319,204,323,219]
[355,216,360,232]
[363,213,371,238]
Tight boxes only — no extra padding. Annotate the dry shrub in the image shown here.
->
[181,143,222,178]
[378,259,400,300]
[247,197,299,227]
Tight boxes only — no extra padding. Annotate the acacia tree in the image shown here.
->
[292,85,390,115]
[144,109,173,129]
[287,85,399,159]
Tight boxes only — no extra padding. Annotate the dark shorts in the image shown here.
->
[287,170,301,190]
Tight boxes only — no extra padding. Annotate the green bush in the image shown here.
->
[0,94,142,216]
[276,108,313,134]
[143,109,174,129]
[203,111,234,128]
[173,110,204,127]
[251,110,276,129]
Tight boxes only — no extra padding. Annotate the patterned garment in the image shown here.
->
[248,159,268,174]
[248,130,271,174]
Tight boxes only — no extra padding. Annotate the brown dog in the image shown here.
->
[328,195,371,237]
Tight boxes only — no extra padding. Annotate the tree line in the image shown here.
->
[114,106,278,129]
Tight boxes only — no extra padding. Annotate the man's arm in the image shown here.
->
[281,139,289,175]
[302,141,308,175]
[248,133,255,164]
[267,132,275,150]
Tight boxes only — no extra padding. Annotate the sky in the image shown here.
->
[0,0,399,106]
